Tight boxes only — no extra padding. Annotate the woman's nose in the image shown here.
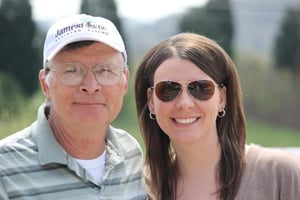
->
[175,88,195,109]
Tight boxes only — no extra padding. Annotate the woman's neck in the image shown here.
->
[173,138,221,200]
[175,139,221,178]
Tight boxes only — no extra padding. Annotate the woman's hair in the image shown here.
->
[134,33,246,200]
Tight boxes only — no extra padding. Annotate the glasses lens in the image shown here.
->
[52,63,123,86]
[188,80,215,100]
[94,64,123,85]
[155,81,182,102]
[59,64,82,85]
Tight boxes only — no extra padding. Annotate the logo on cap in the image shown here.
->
[54,18,109,43]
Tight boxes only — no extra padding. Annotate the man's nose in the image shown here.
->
[79,70,101,94]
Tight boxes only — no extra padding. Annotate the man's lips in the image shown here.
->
[73,102,105,106]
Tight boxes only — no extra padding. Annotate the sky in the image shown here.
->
[30,0,208,23]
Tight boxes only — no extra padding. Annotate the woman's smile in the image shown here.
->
[172,117,199,125]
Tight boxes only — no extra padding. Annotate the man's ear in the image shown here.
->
[123,68,130,92]
[39,69,50,98]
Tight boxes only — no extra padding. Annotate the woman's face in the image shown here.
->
[148,58,226,146]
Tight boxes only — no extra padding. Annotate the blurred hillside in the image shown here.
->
[233,0,299,54]
[35,0,299,62]
[123,0,299,61]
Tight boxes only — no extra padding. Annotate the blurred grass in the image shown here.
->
[0,98,42,138]
[246,119,300,146]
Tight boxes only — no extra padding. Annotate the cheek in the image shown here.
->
[48,84,73,105]
[152,97,164,114]
[105,85,127,105]
[152,101,171,122]
[203,101,219,121]
[208,107,219,121]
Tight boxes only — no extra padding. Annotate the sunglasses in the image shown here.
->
[151,80,223,102]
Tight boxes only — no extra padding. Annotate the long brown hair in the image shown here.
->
[134,33,246,200]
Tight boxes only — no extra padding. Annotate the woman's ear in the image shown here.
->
[219,86,227,112]
[147,88,155,114]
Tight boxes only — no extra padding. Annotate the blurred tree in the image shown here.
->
[274,6,300,80]
[179,0,234,56]
[80,0,125,43]
[0,0,40,96]
[0,72,25,117]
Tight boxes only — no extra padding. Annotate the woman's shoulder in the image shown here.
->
[237,144,300,199]
[246,144,300,170]
[245,143,300,176]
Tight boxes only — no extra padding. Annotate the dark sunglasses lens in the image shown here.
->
[155,81,181,102]
[188,80,215,100]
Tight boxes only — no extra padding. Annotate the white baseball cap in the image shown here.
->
[43,14,127,67]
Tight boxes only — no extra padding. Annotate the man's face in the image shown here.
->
[39,42,129,129]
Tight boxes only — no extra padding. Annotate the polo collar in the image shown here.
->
[32,104,67,166]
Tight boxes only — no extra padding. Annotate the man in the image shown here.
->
[0,14,147,199]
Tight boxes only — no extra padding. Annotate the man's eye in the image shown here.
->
[64,67,78,74]
[96,68,115,74]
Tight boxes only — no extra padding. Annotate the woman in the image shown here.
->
[134,33,300,200]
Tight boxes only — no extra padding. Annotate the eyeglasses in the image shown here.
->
[46,63,125,86]
[151,80,223,102]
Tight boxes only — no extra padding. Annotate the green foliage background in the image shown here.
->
[0,0,41,96]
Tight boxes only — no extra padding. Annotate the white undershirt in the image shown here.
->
[75,150,106,184]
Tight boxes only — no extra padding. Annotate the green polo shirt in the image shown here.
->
[0,104,147,200]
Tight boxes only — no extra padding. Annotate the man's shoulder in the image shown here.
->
[107,126,143,155]
[0,126,33,147]
[0,125,37,156]
[109,126,140,145]
[0,125,38,173]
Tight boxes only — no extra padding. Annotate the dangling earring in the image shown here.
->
[149,112,156,120]
[218,108,226,118]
